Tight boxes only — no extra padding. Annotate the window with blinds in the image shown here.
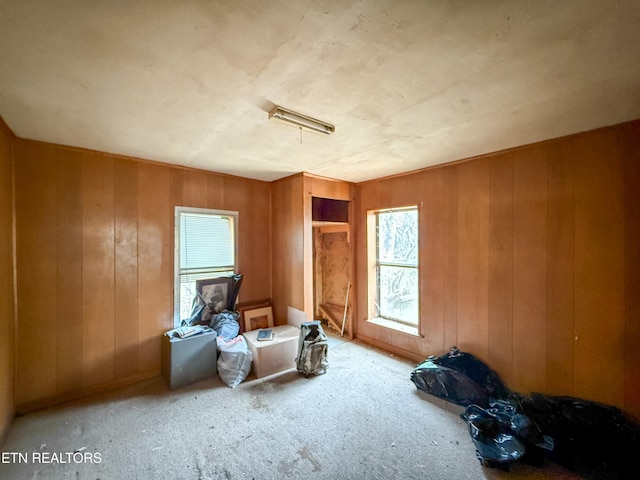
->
[174,207,238,325]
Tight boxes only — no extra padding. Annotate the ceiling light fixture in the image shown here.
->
[269,106,335,135]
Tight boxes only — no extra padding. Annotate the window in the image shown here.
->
[367,206,419,335]
[174,207,238,326]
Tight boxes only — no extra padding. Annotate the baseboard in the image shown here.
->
[0,407,15,448]
[15,370,160,416]
[354,333,424,363]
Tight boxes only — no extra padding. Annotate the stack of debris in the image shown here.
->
[182,274,252,388]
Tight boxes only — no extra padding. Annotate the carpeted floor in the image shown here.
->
[1,333,583,479]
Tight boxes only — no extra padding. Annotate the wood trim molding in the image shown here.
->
[0,116,16,138]
[15,371,160,416]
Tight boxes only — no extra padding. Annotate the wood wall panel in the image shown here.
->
[421,168,447,354]
[574,129,625,407]
[622,122,640,414]
[81,153,115,387]
[170,168,184,208]
[354,119,640,416]
[13,140,272,409]
[0,118,15,442]
[14,141,59,404]
[443,166,459,350]
[206,174,224,209]
[56,148,83,393]
[488,153,514,386]
[271,175,305,323]
[228,178,271,303]
[182,169,208,208]
[225,176,252,300]
[354,179,379,339]
[512,148,548,395]
[137,163,173,373]
[456,159,490,360]
[308,174,351,201]
[114,159,139,378]
[545,141,575,395]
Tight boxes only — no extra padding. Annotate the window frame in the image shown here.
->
[173,206,239,326]
[366,205,420,335]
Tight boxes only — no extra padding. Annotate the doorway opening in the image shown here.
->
[311,197,352,338]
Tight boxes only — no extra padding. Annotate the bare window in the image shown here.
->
[368,206,419,334]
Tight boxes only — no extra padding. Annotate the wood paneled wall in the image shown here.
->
[354,120,640,416]
[0,118,15,442]
[12,139,272,410]
[7,120,639,417]
[271,174,307,323]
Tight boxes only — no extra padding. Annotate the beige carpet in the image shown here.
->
[1,333,582,479]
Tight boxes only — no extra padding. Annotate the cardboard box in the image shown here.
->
[243,325,300,378]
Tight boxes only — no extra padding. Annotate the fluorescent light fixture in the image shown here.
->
[269,106,335,135]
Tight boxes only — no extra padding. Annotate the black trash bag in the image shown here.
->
[410,346,510,407]
[513,393,640,480]
[461,403,527,468]
[461,400,553,469]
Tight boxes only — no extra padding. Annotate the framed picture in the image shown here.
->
[196,278,229,315]
[237,298,271,333]
[244,306,274,332]
[195,275,243,314]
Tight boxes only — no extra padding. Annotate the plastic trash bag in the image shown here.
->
[461,404,527,467]
[296,321,328,376]
[209,310,240,340]
[182,294,205,326]
[411,346,509,407]
[413,347,640,477]
[216,336,252,388]
[514,393,640,479]
[461,400,553,469]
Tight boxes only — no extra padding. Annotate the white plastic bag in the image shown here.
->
[216,336,252,388]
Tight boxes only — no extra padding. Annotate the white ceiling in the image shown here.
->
[1,0,639,183]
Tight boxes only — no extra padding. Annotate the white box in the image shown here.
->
[243,325,299,378]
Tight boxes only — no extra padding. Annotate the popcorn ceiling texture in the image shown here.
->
[1,0,639,182]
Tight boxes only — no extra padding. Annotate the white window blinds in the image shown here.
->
[179,212,235,273]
